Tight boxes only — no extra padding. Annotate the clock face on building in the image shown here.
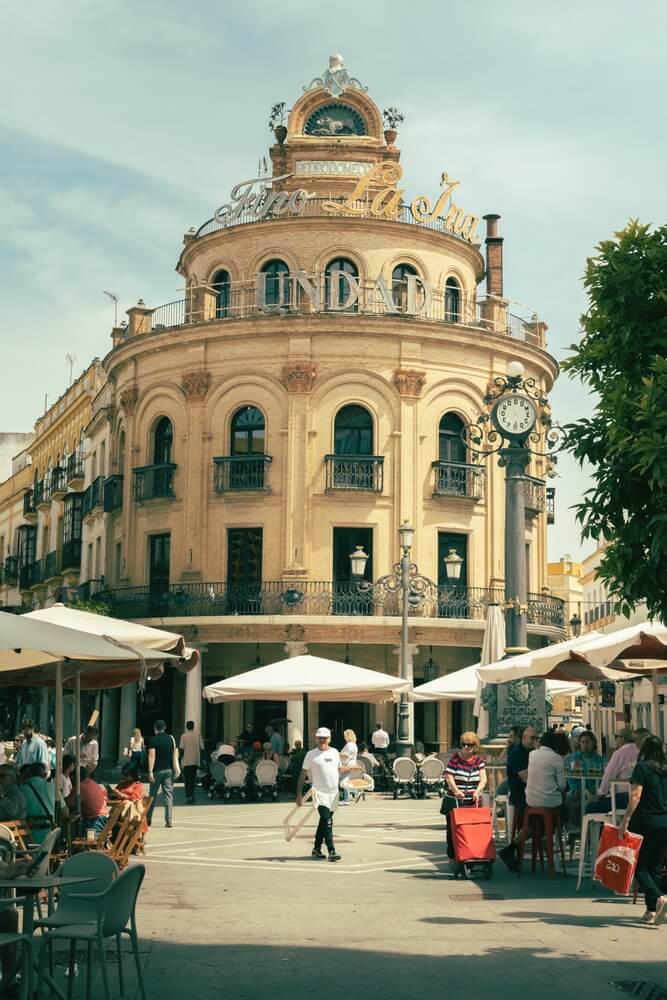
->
[304,103,367,137]
[492,395,537,437]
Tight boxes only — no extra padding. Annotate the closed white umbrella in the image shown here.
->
[203,653,410,748]
[474,604,506,738]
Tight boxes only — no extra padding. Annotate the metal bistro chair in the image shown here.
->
[420,757,445,798]
[392,757,418,799]
[0,897,33,1000]
[254,760,279,800]
[36,862,147,1000]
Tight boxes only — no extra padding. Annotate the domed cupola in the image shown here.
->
[270,54,400,199]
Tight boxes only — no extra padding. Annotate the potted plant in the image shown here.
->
[269,102,287,144]
[382,107,404,145]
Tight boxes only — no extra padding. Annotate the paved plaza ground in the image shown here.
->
[55,790,667,1000]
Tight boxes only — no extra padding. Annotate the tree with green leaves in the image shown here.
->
[564,221,667,622]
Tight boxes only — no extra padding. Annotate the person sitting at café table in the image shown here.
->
[0,765,26,822]
[110,763,144,803]
[260,742,280,766]
[359,743,380,770]
[585,727,649,815]
[441,733,486,861]
[564,730,604,830]
[69,767,108,836]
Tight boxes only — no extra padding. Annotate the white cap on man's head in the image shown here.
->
[315,727,331,739]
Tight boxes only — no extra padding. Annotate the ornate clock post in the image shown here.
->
[465,361,563,660]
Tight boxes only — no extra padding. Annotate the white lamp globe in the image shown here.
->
[507,360,524,379]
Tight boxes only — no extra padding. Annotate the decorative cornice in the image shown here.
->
[393,369,426,398]
[281,363,317,393]
[181,369,211,402]
[119,386,139,416]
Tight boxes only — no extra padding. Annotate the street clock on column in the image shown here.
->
[491,394,537,438]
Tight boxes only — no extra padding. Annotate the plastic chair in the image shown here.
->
[517,806,567,878]
[254,760,279,799]
[392,757,417,798]
[36,863,147,1000]
[420,757,445,797]
[576,812,609,891]
[0,897,33,1000]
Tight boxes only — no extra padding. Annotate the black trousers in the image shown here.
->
[183,765,197,800]
[635,827,667,911]
[315,806,335,852]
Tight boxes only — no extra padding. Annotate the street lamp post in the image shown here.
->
[351,521,461,756]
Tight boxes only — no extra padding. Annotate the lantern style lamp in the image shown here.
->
[399,519,414,551]
[349,545,369,579]
[443,548,463,582]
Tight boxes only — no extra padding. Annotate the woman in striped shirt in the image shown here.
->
[441,732,487,859]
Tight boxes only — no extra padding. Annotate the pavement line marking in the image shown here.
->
[142,855,451,875]
[144,848,452,873]
[147,832,279,850]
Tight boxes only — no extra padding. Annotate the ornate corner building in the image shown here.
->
[0,58,563,752]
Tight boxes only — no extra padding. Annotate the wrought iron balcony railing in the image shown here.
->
[23,490,36,518]
[83,476,104,516]
[20,560,43,589]
[524,475,547,516]
[431,461,485,501]
[99,581,565,628]
[44,550,61,580]
[61,539,82,571]
[3,556,18,584]
[32,480,45,507]
[213,456,272,493]
[50,467,67,499]
[324,455,384,493]
[132,464,176,501]
[77,578,105,602]
[66,456,84,484]
[104,475,123,513]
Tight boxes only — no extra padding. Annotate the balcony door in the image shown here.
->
[227,528,262,612]
[332,527,373,615]
[437,531,468,618]
[149,534,170,593]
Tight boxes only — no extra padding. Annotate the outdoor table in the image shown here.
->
[0,874,95,999]
[564,769,604,844]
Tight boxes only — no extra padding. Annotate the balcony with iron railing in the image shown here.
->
[50,467,67,500]
[324,455,384,493]
[23,490,36,520]
[104,475,123,513]
[213,455,272,493]
[524,476,547,517]
[61,539,82,571]
[99,580,565,629]
[19,560,43,590]
[431,461,485,501]
[44,550,61,580]
[66,455,84,485]
[132,464,176,502]
[3,556,18,585]
[82,476,105,517]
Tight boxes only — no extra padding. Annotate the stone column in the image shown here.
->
[184,647,206,733]
[392,643,419,743]
[117,682,137,763]
[118,384,139,581]
[284,639,308,747]
[180,371,211,579]
[280,364,316,576]
[100,689,120,764]
[39,689,49,736]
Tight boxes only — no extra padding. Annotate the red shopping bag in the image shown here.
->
[594,823,643,895]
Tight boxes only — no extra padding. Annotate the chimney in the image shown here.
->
[483,213,503,298]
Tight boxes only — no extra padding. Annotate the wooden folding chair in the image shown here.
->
[110,798,153,869]
[70,801,124,854]
[2,820,33,853]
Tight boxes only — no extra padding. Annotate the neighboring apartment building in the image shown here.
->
[547,555,584,726]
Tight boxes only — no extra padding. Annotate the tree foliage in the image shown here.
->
[563,221,667,621]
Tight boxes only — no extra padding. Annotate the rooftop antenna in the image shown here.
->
[65,353,76,386]
[103,290,119,326]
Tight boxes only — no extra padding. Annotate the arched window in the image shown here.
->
[212,269,230,318]
[439,412,466,464]
[261,259,290,307]
[153,417,173,465]
[231,406,265,455]
[445,277,461,323]
[117,429,126,472]
[325,258,358,311]
[392,263,417,310]
[334,405,373,455]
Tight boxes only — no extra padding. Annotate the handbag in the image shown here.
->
[594,823,643,895]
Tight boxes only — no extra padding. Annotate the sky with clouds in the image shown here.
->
[2,0,665,562]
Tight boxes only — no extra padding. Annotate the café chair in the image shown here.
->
[0,897,33,1000]
[576,812,610,891]
[36,862,146,1000]
[517,806,567,878]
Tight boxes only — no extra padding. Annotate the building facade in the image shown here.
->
[1,58,565,755]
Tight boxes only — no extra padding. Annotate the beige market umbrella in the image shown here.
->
[412,662,586,701]
[476,630,633,685]
[203,653,410,748]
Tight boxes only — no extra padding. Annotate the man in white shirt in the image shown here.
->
[371,722,390,756]
[64,726,99,775]
[296,727,356,862]
[179,721,204,803]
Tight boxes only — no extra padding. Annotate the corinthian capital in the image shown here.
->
[281,363,317,393]
[393,369,426,398]
[181,369,211,402]
[119,385,139,416]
